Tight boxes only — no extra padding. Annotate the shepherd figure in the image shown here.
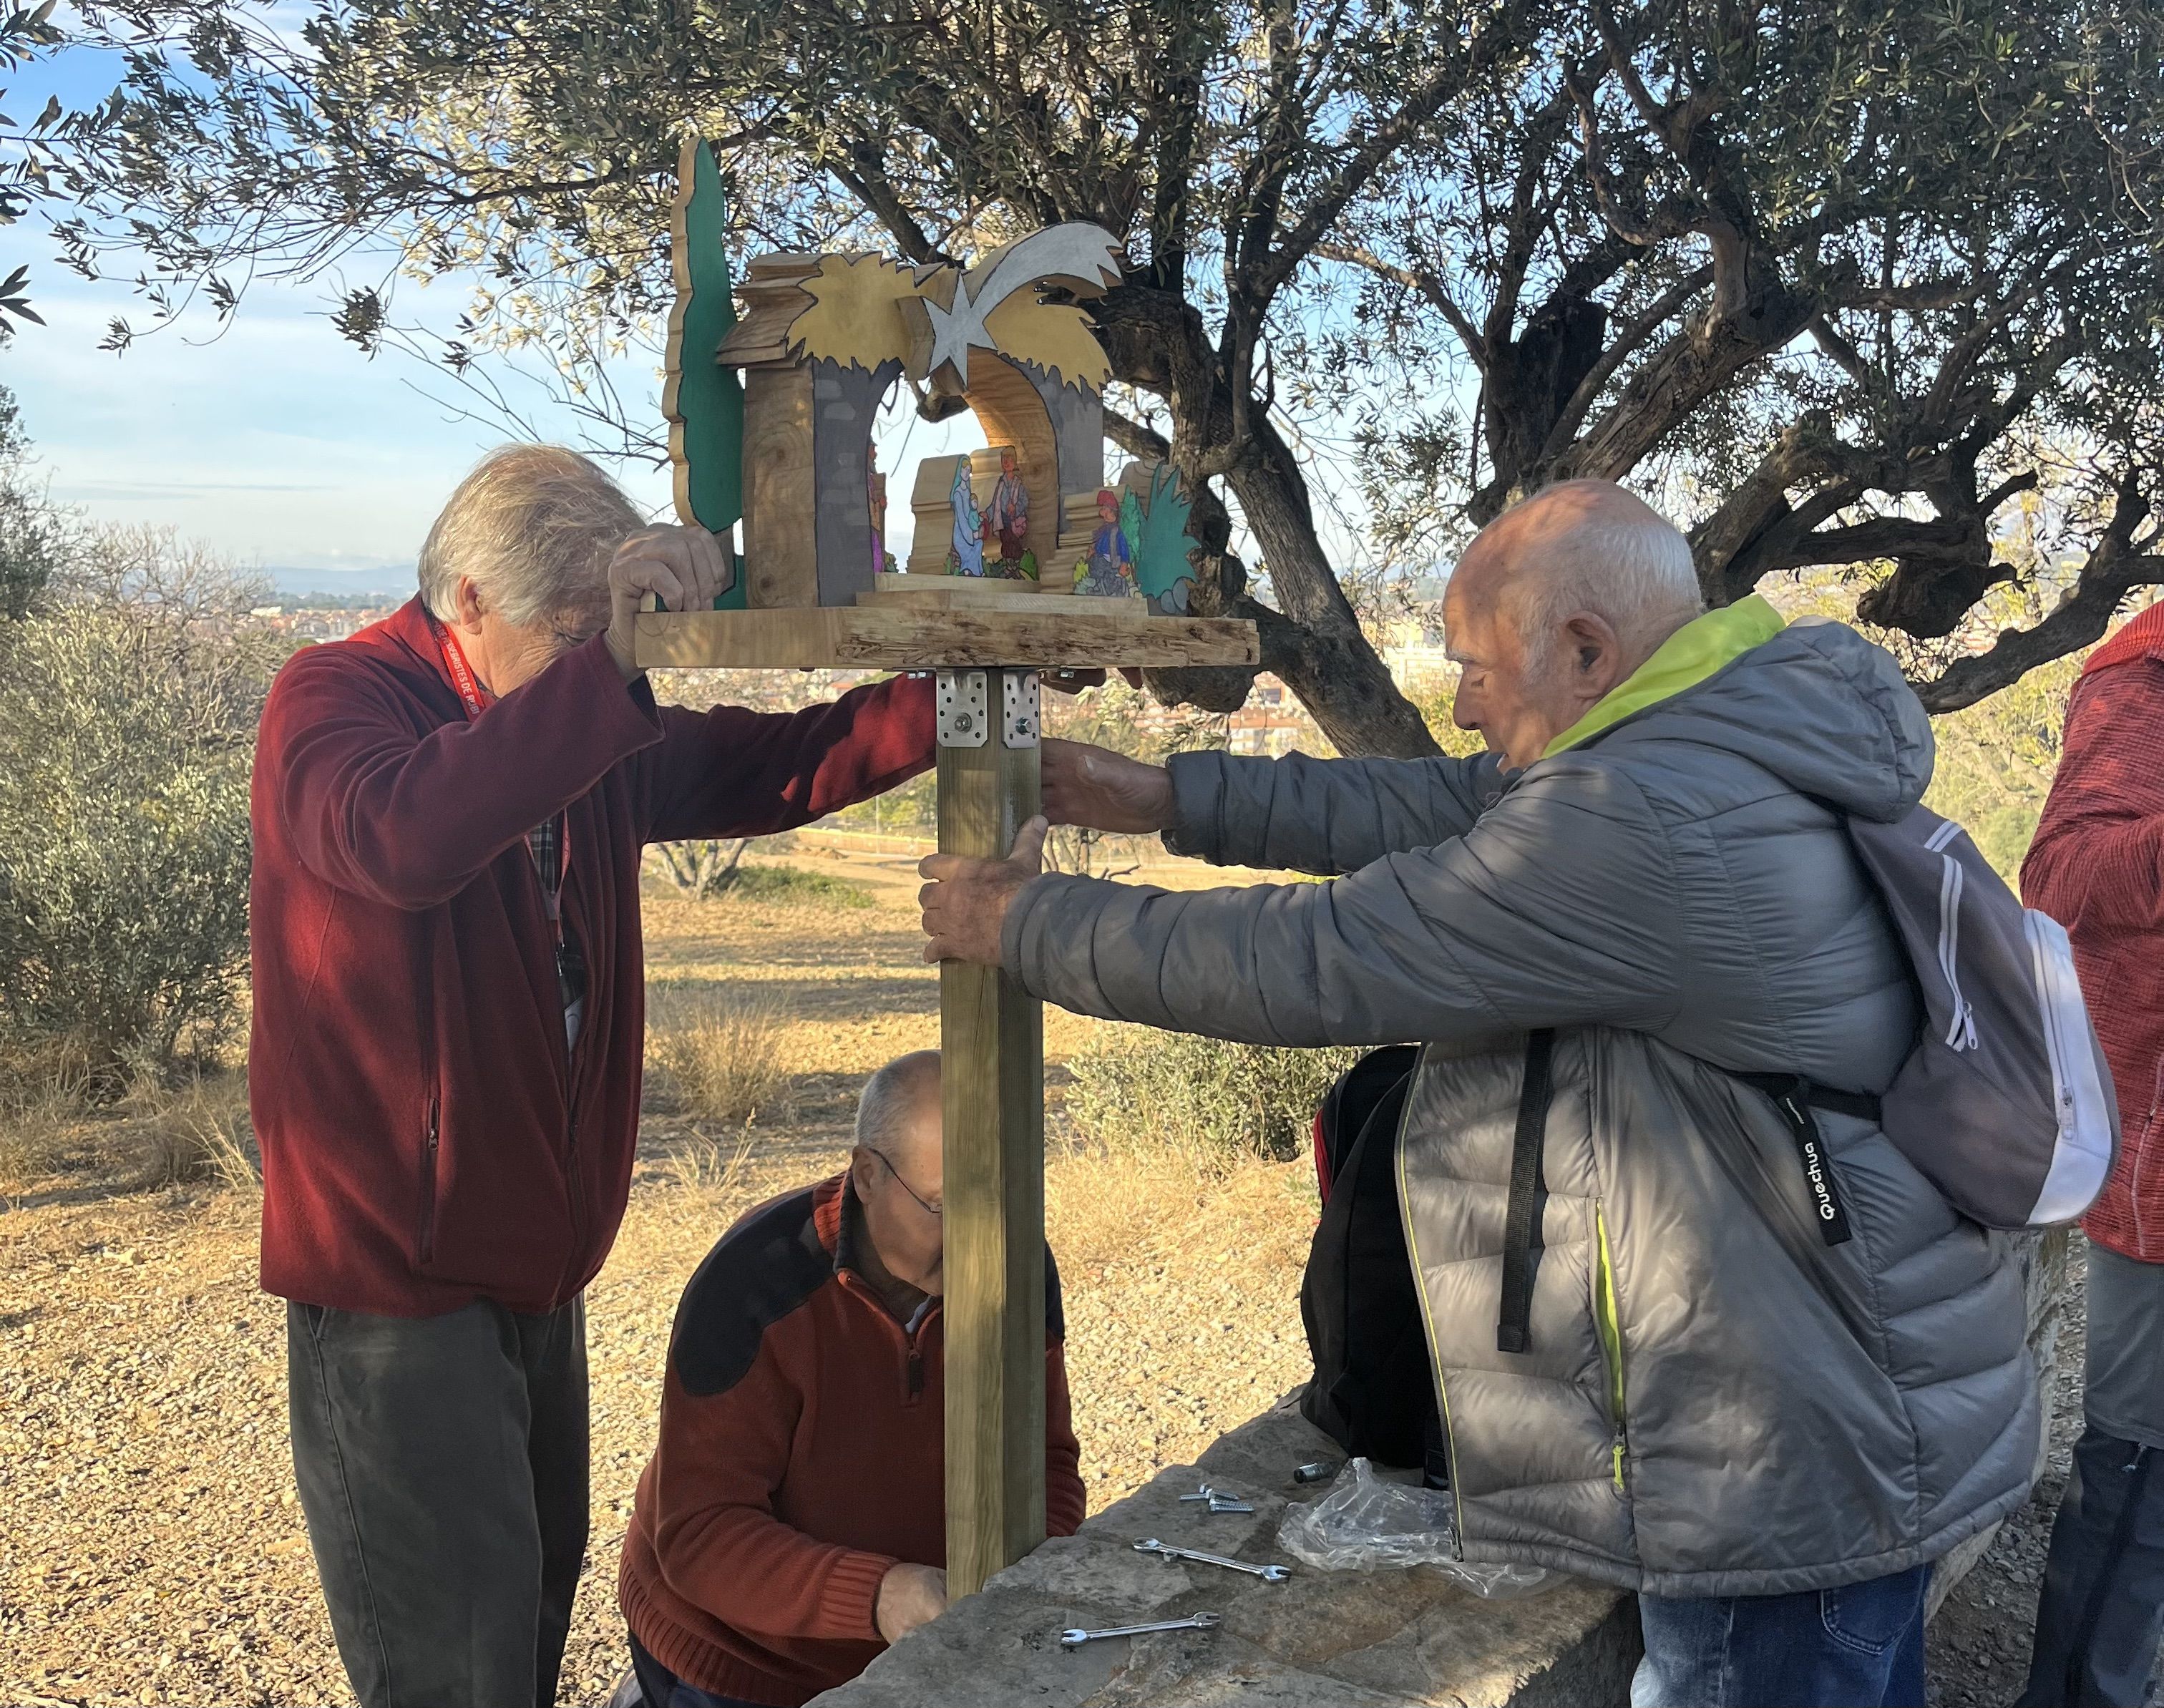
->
[1074,488,1134,596]
[985,447,1031,578]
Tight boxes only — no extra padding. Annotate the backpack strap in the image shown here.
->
[1731,1073,1872,1246]
[1496,1029,1557,1355]
[1493,1043,1871,1358]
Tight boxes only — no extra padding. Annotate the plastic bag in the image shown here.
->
[1275,1458,1552,1599]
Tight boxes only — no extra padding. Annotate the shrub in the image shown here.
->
[652,836,749,895]
[723,864,874,908]
[0,598,273,1082]
[1065,1025,1365,1166]
[650,992,791,1125]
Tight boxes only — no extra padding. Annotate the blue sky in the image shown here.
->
[4,36,592,590]
[1,39,1007,595]
[6,257,998,595]
[6,269,669,591]
[4,37,1354,601]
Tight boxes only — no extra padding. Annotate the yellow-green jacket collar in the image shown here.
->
[1543,594,1788,758]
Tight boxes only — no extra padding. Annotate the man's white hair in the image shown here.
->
[417,444,643,629]
[1509,481,1704,654]
[854,1050,942,1163]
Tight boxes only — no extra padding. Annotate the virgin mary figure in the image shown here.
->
[947,459,985,576]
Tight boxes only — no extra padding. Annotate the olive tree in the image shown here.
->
[40,0,2164,748]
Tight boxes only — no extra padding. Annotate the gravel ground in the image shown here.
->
[0,1137,1312,1706]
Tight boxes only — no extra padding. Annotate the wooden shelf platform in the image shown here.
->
[634,605,1259,670]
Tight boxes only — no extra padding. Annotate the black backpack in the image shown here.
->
[1298,1045,1443,1477]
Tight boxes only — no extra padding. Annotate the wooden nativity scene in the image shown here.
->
[635,139,1258,673]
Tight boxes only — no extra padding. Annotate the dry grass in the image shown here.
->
[648,990,791,1126]
[661,1128,759,1204]
[0,1033,97,1193]
[131,1072,258,1192]
[0,1090,84,1195]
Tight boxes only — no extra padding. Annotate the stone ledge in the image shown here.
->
[811,1402,1640,1708]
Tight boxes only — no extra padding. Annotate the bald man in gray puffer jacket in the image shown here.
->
[920,481,2036,1708]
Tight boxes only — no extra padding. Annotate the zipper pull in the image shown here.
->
[906,1348,924,1400]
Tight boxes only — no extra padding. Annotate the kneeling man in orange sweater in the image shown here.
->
[614,1050,1086,1708]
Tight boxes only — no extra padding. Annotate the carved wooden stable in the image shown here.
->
[641,140,1257,1598]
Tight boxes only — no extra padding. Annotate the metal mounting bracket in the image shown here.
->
[936,670,989,748]
[1002,670,1040,748]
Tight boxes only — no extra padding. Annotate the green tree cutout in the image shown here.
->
[666,138,746,609]
[1125,464,1199,615]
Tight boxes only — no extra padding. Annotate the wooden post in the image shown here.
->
[938,667,1047,1598]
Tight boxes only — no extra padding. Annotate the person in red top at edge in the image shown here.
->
[2019,597,2164,1708]
[612,1050,1086,1708]
[251,444,938,1708]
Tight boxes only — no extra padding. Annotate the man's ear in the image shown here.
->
[452,575,486,632]
[847,1146,876,1196]
[1564,613,1627,703]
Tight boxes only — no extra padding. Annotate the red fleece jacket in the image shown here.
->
[2024,601,2164,1261]
[248,598,933,1316]
[618,1177,1086,1707]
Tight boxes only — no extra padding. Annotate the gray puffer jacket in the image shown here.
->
[1003,611,2037,1595]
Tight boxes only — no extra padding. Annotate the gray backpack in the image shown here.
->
[1496,803,2117,1355]
[1836,806,2120,1229]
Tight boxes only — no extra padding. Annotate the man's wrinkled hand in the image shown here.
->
[874,1561,947,1644]
[1041,738,1176,834]
[603,524,733,683]
[919,818,1048,965]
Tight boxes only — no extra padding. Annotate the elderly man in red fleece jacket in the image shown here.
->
[614,1050,1086,1708]
[251,444,937,1708]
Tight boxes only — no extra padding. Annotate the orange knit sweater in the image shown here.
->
[618,1176,1085,1706]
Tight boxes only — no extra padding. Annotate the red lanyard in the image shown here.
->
[427,615,571,927]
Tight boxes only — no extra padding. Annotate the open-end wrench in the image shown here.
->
[1058,1611,1223,1648]
[1134,1539,1292,1581]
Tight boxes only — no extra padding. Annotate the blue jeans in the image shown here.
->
[610,1634,772,1708]
[1632,1565,1930,1708]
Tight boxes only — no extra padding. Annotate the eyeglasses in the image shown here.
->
[869,1149,942,1219]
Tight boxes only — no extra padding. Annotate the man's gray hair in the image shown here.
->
[417,444,644,628]
[1513,481,1704,653]
[854,1050,942,1157]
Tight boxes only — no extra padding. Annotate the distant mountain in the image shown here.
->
[265,565,414,601]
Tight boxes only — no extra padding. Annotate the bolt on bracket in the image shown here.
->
[937,670,989,748]
[1002,670,1040,748]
